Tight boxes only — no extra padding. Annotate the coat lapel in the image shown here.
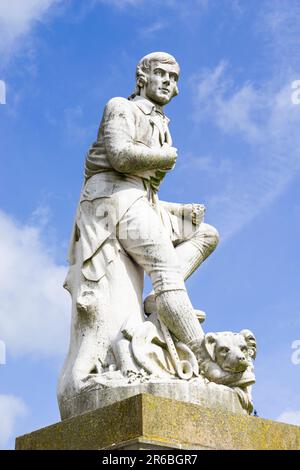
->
[133,96,171,145]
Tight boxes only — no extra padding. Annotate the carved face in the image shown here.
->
[143,61,179,105]
[205,332,250,373]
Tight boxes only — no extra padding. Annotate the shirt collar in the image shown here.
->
[132,95,170,123]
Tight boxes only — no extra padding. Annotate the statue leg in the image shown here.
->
[174,222,219,280]
[117,197,204,348]
[145,222,219,314]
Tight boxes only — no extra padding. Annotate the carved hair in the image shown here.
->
[129,52,180,100]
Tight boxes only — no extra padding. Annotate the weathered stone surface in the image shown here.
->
[58,52,256,418]
[16,394,300,450]
[59,378,246,420]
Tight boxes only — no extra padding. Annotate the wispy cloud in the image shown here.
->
[188,2,300,240]
[97,0,144,8]
[0,209,70,357]
[46,105,96,144]
[257,0,300,71]
[276,410,300,426]
[139,20,168,37]
[63,106,95,144]
[193,61,269,143]
[96,0,211,15]
[0,395,28,449]
[191,69,300,239]
[0,0,63,63]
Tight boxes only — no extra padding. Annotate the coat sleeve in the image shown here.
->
[102,98,168,173]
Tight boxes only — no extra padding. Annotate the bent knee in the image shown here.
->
[198,223,220,250]
[206,224,220,248]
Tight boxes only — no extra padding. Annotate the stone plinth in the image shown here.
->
[59,378,247,420]
[16,394,300,450]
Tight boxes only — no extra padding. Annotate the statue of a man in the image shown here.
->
[58,52,257,420]
[62,52,219,393]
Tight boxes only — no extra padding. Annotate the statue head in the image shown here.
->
[131,52,180,106]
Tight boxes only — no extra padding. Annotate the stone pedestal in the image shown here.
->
[16,394,300,450]
[59,378,247,420]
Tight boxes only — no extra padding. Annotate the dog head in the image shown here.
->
[204,330,256,373]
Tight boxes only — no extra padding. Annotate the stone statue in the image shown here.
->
[58,52,256,419]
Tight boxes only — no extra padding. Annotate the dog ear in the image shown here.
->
[204,333,217,361]
[240,329,257,360]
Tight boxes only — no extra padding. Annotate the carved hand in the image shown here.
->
[158,144,178,170]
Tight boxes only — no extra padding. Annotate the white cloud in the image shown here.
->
[0,395,28,449]
[63,106,95,144]
[193,61,277,144]
[97,0,210,14]
[182,1,300,240]
[277,411,300,426]
[0,0,62,60]
[0,209,70,357]
[257,0,300,70]
[190,52,300,240]
[97,0,144,7]
[139,21,168,37]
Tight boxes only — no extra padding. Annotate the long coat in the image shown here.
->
[66,95,174,284]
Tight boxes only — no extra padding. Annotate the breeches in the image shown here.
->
[117,196,219,295]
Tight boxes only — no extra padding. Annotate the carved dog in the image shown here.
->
[198,330,256,387]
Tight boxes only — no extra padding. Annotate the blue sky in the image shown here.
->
[0,0,300,450]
